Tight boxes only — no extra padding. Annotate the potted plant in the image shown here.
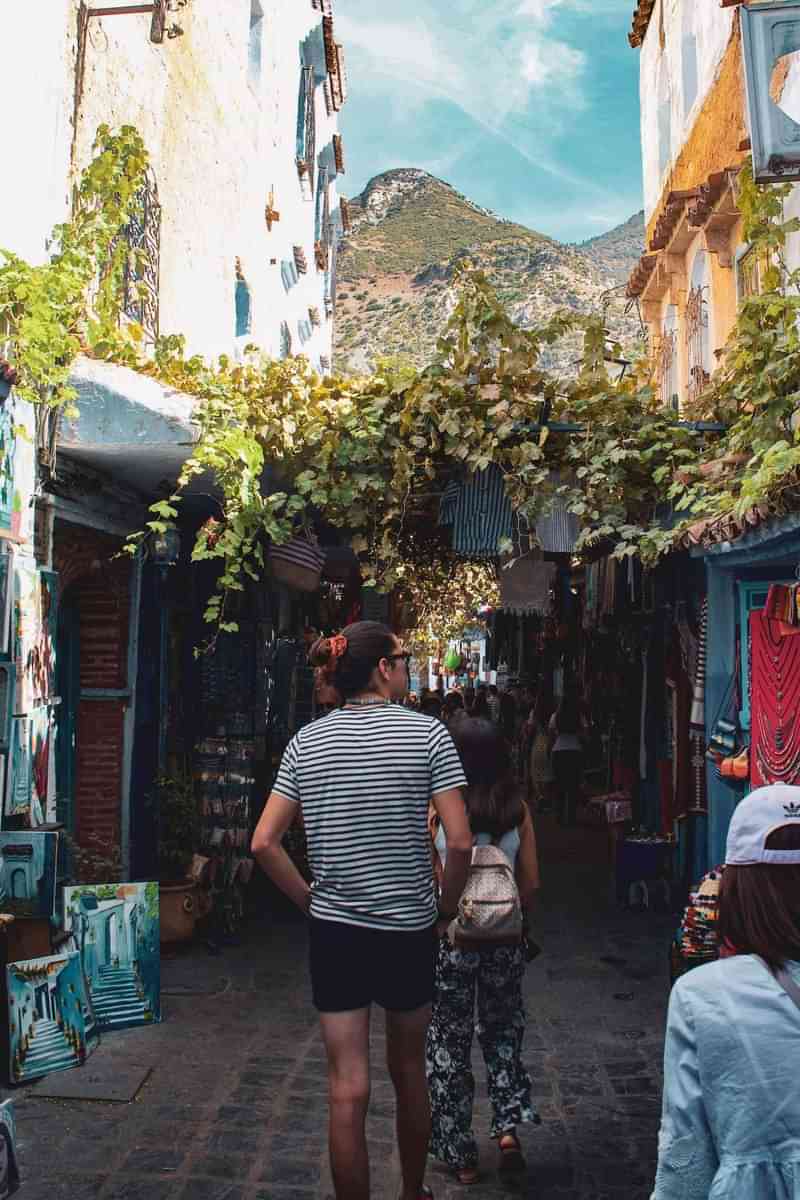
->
[153,773,200,945]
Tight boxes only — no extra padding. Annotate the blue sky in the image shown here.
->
[337,0,643,244]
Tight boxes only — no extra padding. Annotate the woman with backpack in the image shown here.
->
[427,718,540,1185]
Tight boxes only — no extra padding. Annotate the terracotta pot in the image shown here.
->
[159,880,198,945]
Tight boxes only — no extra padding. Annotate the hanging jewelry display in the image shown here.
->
[750,610,800,787]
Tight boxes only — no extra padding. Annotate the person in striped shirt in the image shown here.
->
[252,621,472,1200]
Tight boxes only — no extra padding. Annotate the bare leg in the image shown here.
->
[319,1007,371,1200]
[386,1004,432,1200]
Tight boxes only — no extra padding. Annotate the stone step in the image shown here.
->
[92,998,146,1015]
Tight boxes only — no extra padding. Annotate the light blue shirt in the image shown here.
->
[434,826,520,871]
[652,954,800,1199]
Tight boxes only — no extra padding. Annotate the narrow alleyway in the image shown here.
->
[6,820,674,1200]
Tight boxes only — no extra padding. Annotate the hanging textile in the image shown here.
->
[600,557,617,617]
[690,599,707,732]
[584,561,600,630]
[437,466,513,558]
[499,558,556,615]
[666,624,693,824]
[750,611,800,787]
[535,503,579,554]
[688,598,708,814]
[639,647,650,781]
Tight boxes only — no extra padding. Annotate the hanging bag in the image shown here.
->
[268,535,325,593]
[705,674,739,763]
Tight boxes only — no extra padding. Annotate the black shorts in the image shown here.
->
[308,917,437,1013]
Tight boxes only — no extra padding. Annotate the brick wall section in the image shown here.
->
[53,521,131,850]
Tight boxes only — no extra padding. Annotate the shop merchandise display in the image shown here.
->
[676,867,724,971]
[750,610,800,787]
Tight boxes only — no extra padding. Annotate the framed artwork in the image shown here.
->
[0,552,11,658]
[6,952,93,1084]
[30,571,57,706]
[5,718,33,825]
[0,831,58,919]
[0,664,15,753]
[29,708,54,826]
[0,399,21,540]
[12,559,40,715]
[0,1099,21,1196]
[63,882,161,1032]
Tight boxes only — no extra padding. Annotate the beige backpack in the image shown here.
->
[455,841,523,942]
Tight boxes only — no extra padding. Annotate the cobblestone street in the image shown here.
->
[5,820,674,1200]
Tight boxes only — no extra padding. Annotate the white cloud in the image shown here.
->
[336,1,599,183]
[520,38,586,88]
[337,0,639,221]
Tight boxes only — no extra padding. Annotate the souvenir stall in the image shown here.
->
[669,512,800,977]
[691,512,800,871]
[178,528,364,932]
[576,551,709,906]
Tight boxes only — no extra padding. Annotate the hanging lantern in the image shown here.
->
[151,525,181,567]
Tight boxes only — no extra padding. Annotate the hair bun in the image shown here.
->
[308,633,348,670]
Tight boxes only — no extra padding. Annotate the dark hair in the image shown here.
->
[444,692,464,715]
[309,621,396,700]
[421,695,443,718]
[718,824,800,970]
[472,692,490,719]
[450,718,524,838]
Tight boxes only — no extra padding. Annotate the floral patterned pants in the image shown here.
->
[426,938,537,1169]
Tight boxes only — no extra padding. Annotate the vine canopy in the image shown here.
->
[3,129,800,641]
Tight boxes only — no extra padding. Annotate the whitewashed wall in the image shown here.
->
[0,1,74,264]
[639,0,736,220]
[0,0,341,370]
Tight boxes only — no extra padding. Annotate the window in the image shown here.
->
[657,65,671,179]
[681,6,698,118]
[248,0,264,90]
[120,167,161,344]
[686,251,711,404]
[736,244,764,301]
[235,261,252,337]
[280,260,299,293]
[296,66,316,197]
[656,305,680,411]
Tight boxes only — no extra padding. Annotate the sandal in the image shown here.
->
[498,1131,526,1173]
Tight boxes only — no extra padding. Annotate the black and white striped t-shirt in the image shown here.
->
[272,705,467,931]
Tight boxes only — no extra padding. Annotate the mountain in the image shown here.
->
[334,169,645,376]
[575,210,646,281]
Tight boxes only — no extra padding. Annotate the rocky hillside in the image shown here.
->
[334,169,644,377]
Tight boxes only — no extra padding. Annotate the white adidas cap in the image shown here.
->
[725,784,800,866]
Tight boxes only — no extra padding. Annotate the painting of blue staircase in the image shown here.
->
[6,952,93,1084]
[63,882,160,1032]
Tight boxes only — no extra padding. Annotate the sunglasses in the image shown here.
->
[385,652,412,670]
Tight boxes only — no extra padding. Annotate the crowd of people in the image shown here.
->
[251,621,800,1200]
[410,679,588,828]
